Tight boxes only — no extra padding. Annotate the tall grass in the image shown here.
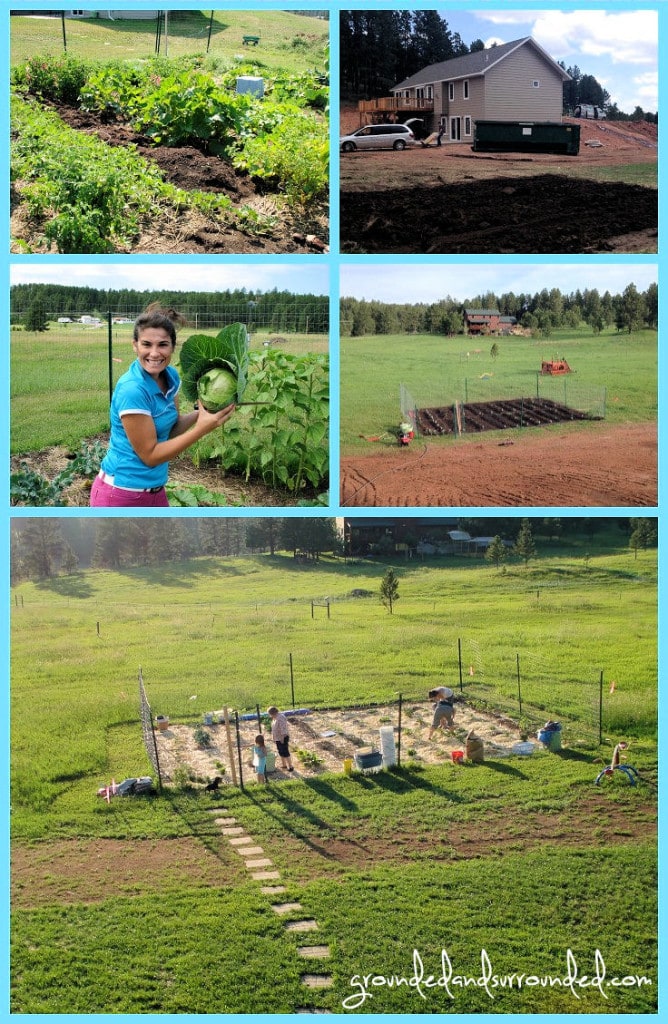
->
[340,326,657,453]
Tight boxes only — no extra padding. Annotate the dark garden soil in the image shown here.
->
[12,101,328,255]
[340,421,657,508]
[339,110,657,254]
[340,174,657,254]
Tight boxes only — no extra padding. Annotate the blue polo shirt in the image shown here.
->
[101,360,180,488]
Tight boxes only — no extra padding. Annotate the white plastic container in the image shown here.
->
[236,76,264,98]
[379,725,397,767]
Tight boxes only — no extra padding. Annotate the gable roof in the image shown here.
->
[393,36,571,92]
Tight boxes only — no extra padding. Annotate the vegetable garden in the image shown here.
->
[10,536,657,1012]
[10,12,329,254]
[11,317,329,507]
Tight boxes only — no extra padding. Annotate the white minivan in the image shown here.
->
[340,123,416,152]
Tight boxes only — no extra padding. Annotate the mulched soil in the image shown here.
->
[340,174,657,254]
[12,101,328,254]
[153,700,544,786]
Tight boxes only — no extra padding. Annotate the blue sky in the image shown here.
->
[340,263,657,303]
[439,8,658,114]
[9,263,330,295]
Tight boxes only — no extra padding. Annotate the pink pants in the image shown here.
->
[89,475,169,508]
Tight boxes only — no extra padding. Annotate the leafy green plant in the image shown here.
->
[13,54,91,104]
[196,349,328,495]
[193,725,213,749]
[294,747,324,768]
[10,464,74,507]
[179,323,250,410]
[165,483,237,508]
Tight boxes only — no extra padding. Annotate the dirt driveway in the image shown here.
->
[340,421,657,508]
[339,113,657,254]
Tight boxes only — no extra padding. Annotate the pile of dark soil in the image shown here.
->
[341,174,657,254]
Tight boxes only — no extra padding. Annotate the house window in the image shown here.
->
[448,82,454,101]
[463,79,469,100]
[464,116,471,136]
[426,85,433,99]
[532,80,540,88]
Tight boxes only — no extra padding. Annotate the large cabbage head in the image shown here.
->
[196,367,238,412]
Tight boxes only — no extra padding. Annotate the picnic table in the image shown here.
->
[243,35,260,45]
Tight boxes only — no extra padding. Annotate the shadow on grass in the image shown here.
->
[35,573,95,599]
[354,765,465,801]
[242,786,344,860]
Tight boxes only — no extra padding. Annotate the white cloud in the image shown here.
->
[532,10,657,65]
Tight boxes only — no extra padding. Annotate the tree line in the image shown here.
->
[340,282,658,338]
[11,284,329,333]
[11,517,655,584]
[10,518,342,582]
[340,11,657,121]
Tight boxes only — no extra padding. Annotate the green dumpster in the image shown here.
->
[473,120,580,156]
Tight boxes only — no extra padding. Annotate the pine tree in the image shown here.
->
[513,520,537,567]
[380,567,399,613]
[485,536,507,570]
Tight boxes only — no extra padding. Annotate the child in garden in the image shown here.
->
[252,734,268,784]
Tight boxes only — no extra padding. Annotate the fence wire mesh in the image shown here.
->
[139,669,163,789]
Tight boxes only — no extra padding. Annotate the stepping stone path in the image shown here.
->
[210,806,334,1005]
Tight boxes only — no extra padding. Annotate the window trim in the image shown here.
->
[463,79,469,100]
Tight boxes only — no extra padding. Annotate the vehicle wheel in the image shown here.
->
[393,140,406,150]
[342,142,356,153]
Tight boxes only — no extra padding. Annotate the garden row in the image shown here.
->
[11,52,328,253]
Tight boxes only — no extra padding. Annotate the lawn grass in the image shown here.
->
[340,326,657,454]
[10,10,328,73]
[10,327,329,453]
[11,541,657,1012]
[566,161,657,189]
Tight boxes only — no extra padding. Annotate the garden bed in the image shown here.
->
[154,700,533,785]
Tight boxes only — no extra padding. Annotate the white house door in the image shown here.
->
[450,116,461,141]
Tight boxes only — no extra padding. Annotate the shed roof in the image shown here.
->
[393,36,571,92]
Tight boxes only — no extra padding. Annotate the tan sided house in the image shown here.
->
[360,37,571,142]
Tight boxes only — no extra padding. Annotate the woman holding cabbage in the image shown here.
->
[90,305,239,508]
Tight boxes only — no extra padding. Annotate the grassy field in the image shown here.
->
[10,327,329,453]
[340,326,657,454]
[10,536,657,1012]
[10,10,329,72]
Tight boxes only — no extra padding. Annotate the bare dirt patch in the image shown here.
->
[11,837,246,908]
[281,794,657,873]
[155,700,536,786]
[10,442,307,508]
[339,109,657,254]
[340,421,657,508]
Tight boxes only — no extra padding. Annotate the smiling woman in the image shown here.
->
[89,304,236,507]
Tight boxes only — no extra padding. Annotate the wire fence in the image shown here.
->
[11,305,330,335]
[139,669,163,790]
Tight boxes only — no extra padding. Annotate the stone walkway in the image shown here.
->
[209,804,333,1013]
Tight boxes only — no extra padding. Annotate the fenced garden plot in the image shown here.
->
[10,16,329,254]
[344,328,656,454]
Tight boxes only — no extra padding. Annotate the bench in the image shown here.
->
[242,35,260,45]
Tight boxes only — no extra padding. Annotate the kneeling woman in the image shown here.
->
[90,305,235,507]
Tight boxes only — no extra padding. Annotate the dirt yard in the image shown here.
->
[340,421,657,507]
[339,109,657,254]
[154,699,539,787]
[11,101,328,255]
